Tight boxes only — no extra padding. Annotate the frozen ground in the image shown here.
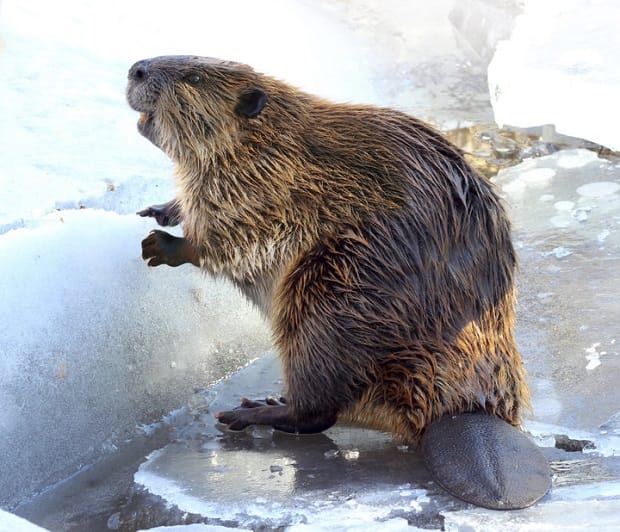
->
[1,0,619,530]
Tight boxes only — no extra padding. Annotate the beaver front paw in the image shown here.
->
[137,199,182,227]
[141,230,199,267]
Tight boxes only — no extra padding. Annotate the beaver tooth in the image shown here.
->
[139,113,148,124]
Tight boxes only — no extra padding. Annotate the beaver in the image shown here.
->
[127,55,551,509]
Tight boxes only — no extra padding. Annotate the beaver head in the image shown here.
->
[126,55,270,161]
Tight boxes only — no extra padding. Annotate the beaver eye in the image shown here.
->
[185,73,202,86]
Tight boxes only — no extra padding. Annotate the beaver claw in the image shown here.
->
[137,199,182,227]
[421,412,551,510]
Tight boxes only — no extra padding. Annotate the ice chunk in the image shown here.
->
[557,149,601,169]
[554,200,575,211]
[585,343,602,371]
[0,209,270,507]
[501,167,556,198]
[576,182,620,198]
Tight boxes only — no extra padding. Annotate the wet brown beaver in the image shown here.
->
[128,55,551,509]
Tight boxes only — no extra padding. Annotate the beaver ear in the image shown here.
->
[235,88,267,118]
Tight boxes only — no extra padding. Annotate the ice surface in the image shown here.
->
[0,209,271,507]
[443,499,620,531]
[132,345,620,531]
[488,0,620,151]
[123,147,620,530]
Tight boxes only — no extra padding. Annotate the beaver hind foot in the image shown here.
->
[216,397,338,435]
[421,413,551,510]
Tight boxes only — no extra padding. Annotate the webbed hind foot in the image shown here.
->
[421,412,551,510]
[215,396,337,435]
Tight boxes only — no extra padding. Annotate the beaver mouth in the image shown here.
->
[136,111,158,145]
[126,80,159,145]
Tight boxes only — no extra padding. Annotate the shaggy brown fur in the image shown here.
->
[127,55,529,444]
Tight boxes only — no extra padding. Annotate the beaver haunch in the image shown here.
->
[127,55,550,509]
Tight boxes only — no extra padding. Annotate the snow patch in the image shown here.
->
[585,343,603,371]
[0,510,48,531]
[444,498,620,531]
[488,0,620,151]
[554,200,575,212]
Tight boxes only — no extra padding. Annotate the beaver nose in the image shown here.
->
[128,59,150,81]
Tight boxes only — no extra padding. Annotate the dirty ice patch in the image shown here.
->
[135,457,323,529]
[135,465,416,529]
[526,418,620,458]
[135,447,432,530]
